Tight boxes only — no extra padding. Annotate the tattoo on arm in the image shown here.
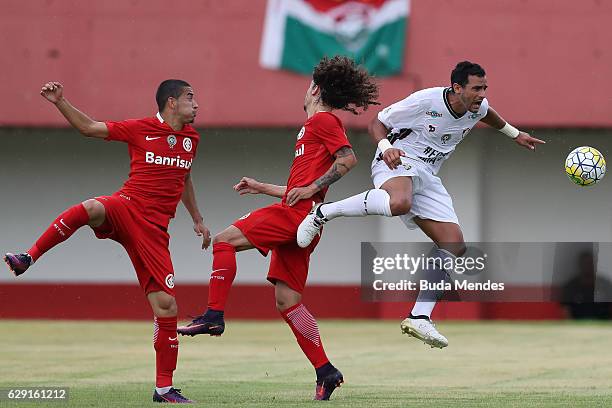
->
[314,164,343,189]
[313,147,355,190]
[334,146,354,158]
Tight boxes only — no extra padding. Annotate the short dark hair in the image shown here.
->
[312,56,379,115]
[450,61,486,87]
[156,79,191,112]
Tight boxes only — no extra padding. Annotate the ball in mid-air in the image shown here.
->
[565,146,606,186]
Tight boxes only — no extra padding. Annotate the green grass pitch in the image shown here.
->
[1,320,611,407]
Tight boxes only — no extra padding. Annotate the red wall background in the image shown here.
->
[0,284,566,320]
[1,0,610,128]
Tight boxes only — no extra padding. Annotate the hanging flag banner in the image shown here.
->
[260,0,409,77]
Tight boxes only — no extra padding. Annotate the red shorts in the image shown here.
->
[233,202,320,294]
[91,194,175,296]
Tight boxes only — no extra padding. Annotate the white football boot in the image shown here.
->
[400,317,448,349]
[296,203,328,248]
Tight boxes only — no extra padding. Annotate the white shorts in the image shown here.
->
[371,156,459,229]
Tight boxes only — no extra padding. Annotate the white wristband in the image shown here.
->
[499,122,520,139]
[378,138,393,153]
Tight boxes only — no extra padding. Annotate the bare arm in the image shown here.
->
[286,146,357,206]
[368,116,390,144]
[182,173,211,249]
[368,116,406,170]
[479,106,506,129]
[234,177,286,198]
[40,82,108,139]
[481,106,546,151]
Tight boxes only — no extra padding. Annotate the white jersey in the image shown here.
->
[375,87,489,175]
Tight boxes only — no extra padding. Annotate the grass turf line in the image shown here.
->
[1,320,611,407]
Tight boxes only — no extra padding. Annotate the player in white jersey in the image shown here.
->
[297,61,545,348]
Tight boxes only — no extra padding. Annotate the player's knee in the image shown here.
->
[275,297,294,312]
[275,286,300,312]
[212,230,242,249]
[438,239,466,257]
[82,199,105,224]
[212,233,229,246]
[156,296,178,317]
[389,196,411,216]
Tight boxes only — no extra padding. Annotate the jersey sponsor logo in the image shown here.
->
[297,127,305,140]
[167,135,177,149]
[426,110,443,118]
[145,152,193,169]
[295,144,305,158]
[165,273,175,289]
[441,134,451,144]
[183,137,193,152]
[418,146,450,164]
[145,136,161,141]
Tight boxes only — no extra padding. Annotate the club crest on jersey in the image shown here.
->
[167,135,177,149]
[297,127,305,140]
[469,113,482,119]
[441,134,451,144]
[165,273,175,289]
[426,110,443,118]
[183,137,192,152]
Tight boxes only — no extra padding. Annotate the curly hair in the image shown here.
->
[312,56,380,115]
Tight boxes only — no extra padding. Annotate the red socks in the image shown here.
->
[154,316,179,388]
[281,303,329,368]
[207,242,237,311]
[28,203,90,261]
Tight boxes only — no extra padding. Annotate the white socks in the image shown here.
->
[411,248,456,318]
[319,189,392,220]
[156,386,172,395]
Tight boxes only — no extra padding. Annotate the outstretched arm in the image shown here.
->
[40,82,108,139]
[286,146,357,206]
[182,173,211,250]
[481,106,545,151]
[234,177,286,198]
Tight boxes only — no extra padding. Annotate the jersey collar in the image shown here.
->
[443,87,465,119]
[156,112,164,123]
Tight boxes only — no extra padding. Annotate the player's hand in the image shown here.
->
[515,132,545,151]
[40,81,64,104]
[383,148,406,170]
[286,185,317,207]
[234,177,262,195]
[193,221,211,250]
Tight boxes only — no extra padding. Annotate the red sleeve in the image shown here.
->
[104,119,141,143]
[312,112,351,156]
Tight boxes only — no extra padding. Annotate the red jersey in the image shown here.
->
[282,111,351,209]
[105,113,199,228]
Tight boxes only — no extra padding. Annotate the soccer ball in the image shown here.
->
[565,146,606,186]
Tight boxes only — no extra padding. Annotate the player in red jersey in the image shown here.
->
[4,79,210,404]
[177,56,379,400]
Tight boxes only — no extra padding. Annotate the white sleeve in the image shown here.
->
[479,98,489,118]
[377,93,424,130]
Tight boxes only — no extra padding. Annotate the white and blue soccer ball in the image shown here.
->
[565,146,606,187]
